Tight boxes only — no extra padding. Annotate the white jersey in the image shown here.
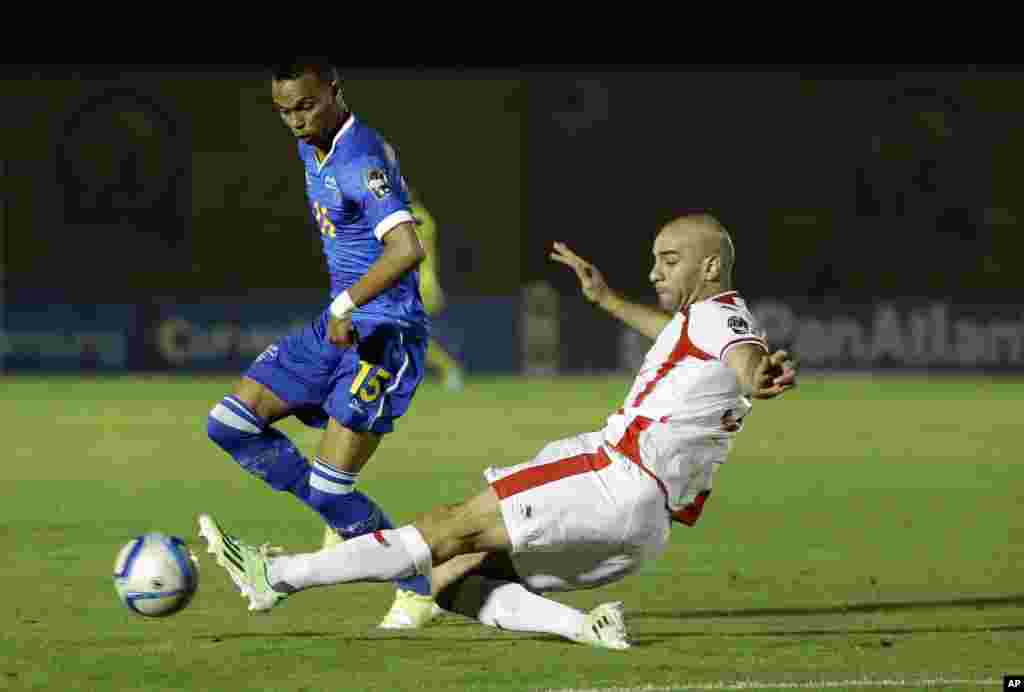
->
[603,290,767,523]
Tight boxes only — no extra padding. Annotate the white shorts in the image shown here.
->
[483,431,670,593]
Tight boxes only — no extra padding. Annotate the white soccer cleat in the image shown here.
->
[576,601,631,650]
[377,589,444,629]
[197,513,288,613]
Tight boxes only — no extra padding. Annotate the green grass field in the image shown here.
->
[1,373,1021,691]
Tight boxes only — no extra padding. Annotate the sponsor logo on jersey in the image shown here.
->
[727,315,750,335]
[364,168,392,200]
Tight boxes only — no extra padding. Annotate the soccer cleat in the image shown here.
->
[576,601,631,650]
[321,527,442,628]
[322,524,344,551]
[377,589,444,629]
[197,513,288,613]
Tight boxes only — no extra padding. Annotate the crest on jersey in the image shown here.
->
[364,168,392,200]
[254,344,279,365]
[727,316,750,335]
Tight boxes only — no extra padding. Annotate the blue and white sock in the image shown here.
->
[207,396,309,492]
[207,396,431,597]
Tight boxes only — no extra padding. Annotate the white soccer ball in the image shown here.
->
[113,532,199,617]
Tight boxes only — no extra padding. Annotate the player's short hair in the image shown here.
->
[269,59,347,110]
[269,58,337,83]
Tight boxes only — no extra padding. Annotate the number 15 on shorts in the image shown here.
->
[350,361,392,403]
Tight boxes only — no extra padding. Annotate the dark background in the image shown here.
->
[3,64,1020,372]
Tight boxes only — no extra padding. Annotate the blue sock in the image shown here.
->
[207,396,431,597]
[308,459,432,597]
[207,396,309,491]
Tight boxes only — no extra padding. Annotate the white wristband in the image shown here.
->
[329,290,356,319]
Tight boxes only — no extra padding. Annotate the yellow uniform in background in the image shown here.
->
[412,201,464,391]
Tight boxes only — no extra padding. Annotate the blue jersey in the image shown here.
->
[299,115,429,338]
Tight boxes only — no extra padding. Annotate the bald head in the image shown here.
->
[660,214,734,285]
[650,213,735,311]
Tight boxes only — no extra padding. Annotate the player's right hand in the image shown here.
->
[751,350,797,399]
[327,315,358,349]
[550,242,609,305]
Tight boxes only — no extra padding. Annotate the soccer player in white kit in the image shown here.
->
[198,213,797,649]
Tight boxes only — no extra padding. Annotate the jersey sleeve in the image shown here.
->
[351,155,414,241]
[688,300,768,361]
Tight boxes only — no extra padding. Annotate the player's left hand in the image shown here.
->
[327,315,358,348]
[752,350,797,399]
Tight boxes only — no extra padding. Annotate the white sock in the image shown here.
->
[268,526,432,591]
[446,576,585,641]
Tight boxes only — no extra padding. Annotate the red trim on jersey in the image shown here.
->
[632,310,713,408]
[609,416,653,464]
[490,450,612,500]
[611,416,713,527]
[672,490,711,526]
[373,530,389,546]
[711,291,740,306]
[719,336,769,360]
[609,416,671,500]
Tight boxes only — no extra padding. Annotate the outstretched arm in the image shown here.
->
[724,344,797,399]
[549,241,671,340]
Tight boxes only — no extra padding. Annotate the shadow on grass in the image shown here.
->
[193,595,1024,648]
[633,592,1024,621]
[195,631,562,644]
[632,622,1024,641]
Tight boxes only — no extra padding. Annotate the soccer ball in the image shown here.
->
[112,532,199,617]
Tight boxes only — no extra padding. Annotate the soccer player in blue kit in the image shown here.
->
[204,59,439,628]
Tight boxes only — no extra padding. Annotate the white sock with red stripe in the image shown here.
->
[444,576,585,641]
[267,525,432,591]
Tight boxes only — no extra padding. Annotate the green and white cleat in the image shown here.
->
[197,513,288,613]
[576,601,631,650]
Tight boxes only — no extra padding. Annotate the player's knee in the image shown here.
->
[206,404,259,453]
[415,502,480,563]
[428,535,473,566]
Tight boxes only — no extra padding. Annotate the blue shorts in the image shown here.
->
[245,310,426,435]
